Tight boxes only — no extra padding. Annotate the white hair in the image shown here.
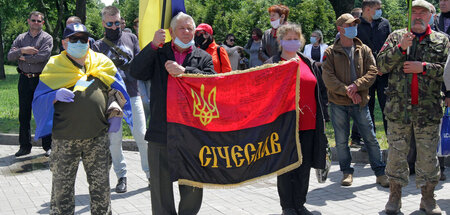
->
[170,12,196,30]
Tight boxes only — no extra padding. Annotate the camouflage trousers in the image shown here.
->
[50,132,112,215]
[386,120,440,188]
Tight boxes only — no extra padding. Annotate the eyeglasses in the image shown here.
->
[105,21,120,27]
[31,19,42,23]
[69,36,89,44]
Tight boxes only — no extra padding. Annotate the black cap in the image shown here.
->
[63,23,89,39]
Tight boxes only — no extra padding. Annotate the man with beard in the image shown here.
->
[377,0,449,214]
[92,6,150,193]
[194,23,231,73]
[7,11,53,157]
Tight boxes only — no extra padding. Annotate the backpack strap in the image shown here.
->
[217,46,222,69]
[101,37,133,62]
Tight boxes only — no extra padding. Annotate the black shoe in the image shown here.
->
[115,177,127,193]
[44,149,51,157]
[15,148,31,157]
[297,206,313,215]
[281,208,297,215]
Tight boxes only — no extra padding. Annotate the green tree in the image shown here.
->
[117,0,139,32]
[290,0,336,45]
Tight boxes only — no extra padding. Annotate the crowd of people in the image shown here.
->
[5,0,449,214]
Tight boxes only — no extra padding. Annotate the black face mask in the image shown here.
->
[105,27,122,41]
[194,35,206,48]
[443,12,450,18]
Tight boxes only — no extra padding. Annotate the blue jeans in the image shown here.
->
[329,103,385,176]
[109,96,150,179]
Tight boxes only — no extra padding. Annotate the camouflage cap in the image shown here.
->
[336,13,361,26]
[412,0,431,12]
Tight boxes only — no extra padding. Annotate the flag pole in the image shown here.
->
[161,0,167,29]
[407,0,412,55]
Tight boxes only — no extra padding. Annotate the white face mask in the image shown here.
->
[174,37,195,49]
[270,18,281,29]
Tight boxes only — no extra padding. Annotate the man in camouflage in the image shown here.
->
[32,23,131,215]
[377,0,449,214]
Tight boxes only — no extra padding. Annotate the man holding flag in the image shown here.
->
[377,0,449,214]
[130,12,215,214]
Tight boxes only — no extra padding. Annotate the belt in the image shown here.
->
[20,72,41,78]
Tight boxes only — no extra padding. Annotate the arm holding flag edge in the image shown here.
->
[176,60,303,188]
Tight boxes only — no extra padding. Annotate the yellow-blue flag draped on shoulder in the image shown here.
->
[32,50,133,140]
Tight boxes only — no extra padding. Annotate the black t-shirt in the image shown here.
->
[311,45,321,62]
[52,76,109,139]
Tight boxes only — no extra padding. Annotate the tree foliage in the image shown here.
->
[186,0,336,47]
[2,0,442,71]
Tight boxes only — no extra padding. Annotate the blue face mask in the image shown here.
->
[67,41,89,59]
[372,9,382,20]
[310,37,317,44]
[429,15,434,25]
[343,26,358,39]
[174,37,195,49]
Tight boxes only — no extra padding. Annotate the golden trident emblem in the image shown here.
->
[191,84,219,126]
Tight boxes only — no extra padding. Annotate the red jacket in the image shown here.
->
[205,41,232,73]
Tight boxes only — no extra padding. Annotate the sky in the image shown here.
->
[101,0,114,6]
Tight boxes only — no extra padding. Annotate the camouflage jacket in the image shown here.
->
[377,28,449,125]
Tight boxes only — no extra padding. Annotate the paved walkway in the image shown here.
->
[0,144,448,215]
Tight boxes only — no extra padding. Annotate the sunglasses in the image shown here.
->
[229,39,235,42]
[69,36,89,44]
[31,19,42,23]
[105,21,121,27]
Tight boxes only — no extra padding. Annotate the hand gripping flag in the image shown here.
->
[166,60,302,188]
[138,0,186,48]
[32,50,132,140]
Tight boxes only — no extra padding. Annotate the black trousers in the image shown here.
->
[351,74,388,141]
[277,130,314,209]
[148,141,203,215]
[18,74,51,151]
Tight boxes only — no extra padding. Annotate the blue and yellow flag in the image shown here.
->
[138,0,186,48]
[32,50,133,140]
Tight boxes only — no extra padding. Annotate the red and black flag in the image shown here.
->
[167,60,302,188]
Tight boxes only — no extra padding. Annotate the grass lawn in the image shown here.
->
[0,65,133,138]
[1,64,387,148]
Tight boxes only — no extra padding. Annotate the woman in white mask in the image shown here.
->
[259,4,289,63]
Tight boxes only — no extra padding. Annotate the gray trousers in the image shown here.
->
[148,141,203,215]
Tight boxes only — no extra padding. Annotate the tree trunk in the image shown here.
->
[0,17,6,79]
[76,0,87,24]
[52,0,65,52]
[328,0,355,18]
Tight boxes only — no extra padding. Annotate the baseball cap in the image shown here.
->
[412,0,431,12]
[195,23,213,35]
[336,13,361,26]
[63,23,89,39]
